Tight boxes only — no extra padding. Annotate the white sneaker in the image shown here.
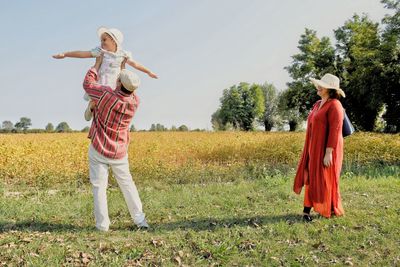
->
[136,218,149,229]
[95,226,109,232]
[84,103,93,121]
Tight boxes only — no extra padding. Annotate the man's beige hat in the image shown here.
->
[310,73,345,98]
[119,69,140,92]
[97,27,124,49]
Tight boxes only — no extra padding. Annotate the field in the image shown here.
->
[0,132,399,266]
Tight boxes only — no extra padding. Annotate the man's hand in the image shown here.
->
[94,53,104,71]
[121,58,128,70]
[148,72,158,79]
[52,53,65,59]
[89,100,96,111]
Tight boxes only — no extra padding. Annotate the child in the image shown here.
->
[53,27,158,120]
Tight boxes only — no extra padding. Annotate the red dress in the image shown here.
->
[293,99,345,218]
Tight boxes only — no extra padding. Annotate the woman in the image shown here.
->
[293,73,345,221]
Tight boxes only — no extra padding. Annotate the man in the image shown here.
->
[83,55,148,231]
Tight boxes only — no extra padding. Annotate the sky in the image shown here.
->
[0,0,391,130]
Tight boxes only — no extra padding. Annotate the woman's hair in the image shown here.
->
[328,89,341,99]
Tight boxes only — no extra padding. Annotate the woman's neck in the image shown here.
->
[320,96,329,102]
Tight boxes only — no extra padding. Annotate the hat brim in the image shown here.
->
[97,27,121,48]
[310,78,346,98]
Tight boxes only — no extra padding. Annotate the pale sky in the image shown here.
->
[0,0,390,130]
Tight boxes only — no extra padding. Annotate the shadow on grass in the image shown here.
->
[153,214,303,232]
[118,213,304,232]
[0,220,93,233]
[1,214,305,233]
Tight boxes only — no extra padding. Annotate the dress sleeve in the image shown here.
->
[327,100,344,149]
[124,50,133,60]
[90,47,102,57]
[293,101,318,194]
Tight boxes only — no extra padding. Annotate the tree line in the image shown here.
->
[0,118,196,133]
[212,0,399,133]
[0,118,81,133]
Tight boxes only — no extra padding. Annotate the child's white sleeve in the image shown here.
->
[90,47,102,57]
[124,51,133,60]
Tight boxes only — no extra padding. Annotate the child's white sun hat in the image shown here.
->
[97,27,124,49]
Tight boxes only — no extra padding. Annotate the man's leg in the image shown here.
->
[89,145,111,231]
[110,156,146,226]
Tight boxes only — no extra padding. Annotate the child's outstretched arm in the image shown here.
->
[53,51,93,59]
[126,59,158,79]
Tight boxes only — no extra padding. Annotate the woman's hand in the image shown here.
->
[323,148,333,167]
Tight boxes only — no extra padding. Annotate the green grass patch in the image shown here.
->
[1,175,399,266]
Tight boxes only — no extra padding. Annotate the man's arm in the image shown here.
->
[53,51,93,59]
[83,55,110,102]
[126,59,158,79]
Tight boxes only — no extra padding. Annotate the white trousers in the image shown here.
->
[88,144,145,231]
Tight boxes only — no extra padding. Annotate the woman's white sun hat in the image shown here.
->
[97,27,124,49]
[310,73,346,98]
[119,69,140,92]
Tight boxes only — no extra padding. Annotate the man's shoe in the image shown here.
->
[136,218,149,229]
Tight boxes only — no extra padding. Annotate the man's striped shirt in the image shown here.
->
[83,67,139,159]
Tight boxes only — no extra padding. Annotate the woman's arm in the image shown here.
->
[324,101,344,167]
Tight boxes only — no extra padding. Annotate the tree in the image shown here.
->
[259,83,279,131]
[219,84,244,129]
[55,122,72,133]
[211,109,225,131]
[284,28,336,119]
[334,14,383,131]
[130,124,136,132]
[380,0,400,132]
[14,117,32,131]
[149,123,167,131]
[45,123,54,132]
[81,126,90,132]
[278,90,302,131]
[241,84,265,131]
[178,125,189,131]
[2,121,13,131]
[216,82,265,131]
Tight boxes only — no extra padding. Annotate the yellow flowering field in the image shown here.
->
[0,132,399,186]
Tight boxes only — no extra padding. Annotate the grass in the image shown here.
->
[1,174,399,266]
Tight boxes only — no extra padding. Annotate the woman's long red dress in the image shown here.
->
[293,99,345,218]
